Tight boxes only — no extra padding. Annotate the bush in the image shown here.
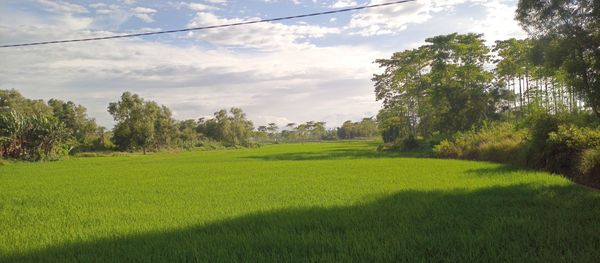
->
[433,122,527,166]
[523,113,560,169]
[401,136,421,150]
[579,147,600,188]
[434,118,600,188]
[543,125,600,175]
[380,135,425,151]
[196,140,226,151]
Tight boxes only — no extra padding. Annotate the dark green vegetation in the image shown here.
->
[1,141,599,262]
[375,0,600,186]
[1,89,373,161]
[434,114,600,188]
[255,119,379,143]
[0,90,103,161]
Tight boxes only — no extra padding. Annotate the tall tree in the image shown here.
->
[374,33,508,141]
[108,92,165,153]
[48,99,98,149]
[197,108,254,146]
[517,0,600,117]
[0,89,52,116]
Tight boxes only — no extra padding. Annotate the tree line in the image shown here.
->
[374,0,600,186]
[1,89,378,161]
[374,0,599,144]
[0,90,103,160]
[0,90,258,160]
[253,118,378,143]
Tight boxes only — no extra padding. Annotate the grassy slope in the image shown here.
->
[0,141,599,262]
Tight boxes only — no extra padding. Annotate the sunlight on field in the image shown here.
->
[1,141,599,262]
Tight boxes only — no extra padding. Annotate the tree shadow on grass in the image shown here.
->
[464,165,538,176]
[3,184,599,262]
[244,148,430,161]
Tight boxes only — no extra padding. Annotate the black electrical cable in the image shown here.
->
[0,0,416,48]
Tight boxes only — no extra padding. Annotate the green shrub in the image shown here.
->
[580,147,600,174]
[432,113,600,187]
[401,136,421,150]
[524,113,560,169]
[196,140,226,151]
[433,139,458,158]
[579,147,600,187]
[544,125,600,175]
[380,135,425,151]
[433,122,527,166]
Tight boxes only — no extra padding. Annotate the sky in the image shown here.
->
[0,0,526,128]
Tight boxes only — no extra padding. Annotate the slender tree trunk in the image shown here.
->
[512,78,517,113]
[519,76,523,114]
[552,79,557,114]
[524,75,531,105]
[576,46,598,118]
[592,105,600,119]
[544,78,549,110]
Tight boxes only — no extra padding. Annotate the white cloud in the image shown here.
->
[132,7,157,23]
[183,2,219,11]
[330,0,357,8]
[186,12,340,50]
[0,11,384,128]
[0,0,527,129]
[205,0,227,4]
[348,0,467,36]
[346,0,525,42]
[468,0,526,43]
[132,7,157,13]
[37,0,88,14]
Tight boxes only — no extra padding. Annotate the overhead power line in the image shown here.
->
[0,0,415,48]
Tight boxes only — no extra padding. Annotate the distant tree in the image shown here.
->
[0,89,52,116]
[153,104,177,150]
[197,108,254,147]
[228,108,254,146]
[47,99,99,150]
[108,92,174,154]
[267,123,278,135]
[337,118,378,139]
[374,33,508,141]
[0,110,70,160]
[176,119,200,149]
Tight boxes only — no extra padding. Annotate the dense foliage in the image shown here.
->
[376,0,600,185]
[109,92,179,153]
[108,92,258,151]
[2,89,380,161]
[434,115,600,187]
[0,89,102,161]
[197,108,255,147]
[337,118,378,139]
[374,33,507,142]
[516,0,600,118]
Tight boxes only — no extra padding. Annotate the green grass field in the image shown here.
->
[1,141,599,262]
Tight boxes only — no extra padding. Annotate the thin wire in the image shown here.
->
[0,0,415,48]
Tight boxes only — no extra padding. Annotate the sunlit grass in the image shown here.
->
[1,141,599,262]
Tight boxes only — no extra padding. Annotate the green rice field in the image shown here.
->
[1,141,599,262]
